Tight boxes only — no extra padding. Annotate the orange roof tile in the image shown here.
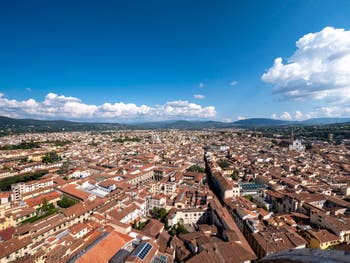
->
[76,231,133,263]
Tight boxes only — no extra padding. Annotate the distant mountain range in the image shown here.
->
[0,116,350,134]
[0,116,127,133]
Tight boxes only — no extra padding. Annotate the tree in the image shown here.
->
[230,170,239,180]
[42,151,61,164]
[41,198,49,213]
[176,224,189,235]
[57,196,76,208]
[305,143,313,150]
[132,220,147,230]
[244,195,253,201]
[0,170,48,191]
[187,165,205,173]
[151,207,168,222]
[168,223,189,236]
[218,159,230,169]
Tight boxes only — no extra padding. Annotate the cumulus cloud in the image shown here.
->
[0,93,216,121]
[318,106,350,117]
[271,112,292,120]
[262,27,350,103]
[270,108,350,120]
[237,116,246,120]
[230,81,238,86]
[294,111,303,120]
[193,94,205,99]
[159,100,216,118]
[280,112,292,120]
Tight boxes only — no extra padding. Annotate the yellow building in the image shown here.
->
[0,213,15,230]
[305,229,340,249]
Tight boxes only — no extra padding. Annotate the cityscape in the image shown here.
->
[1,1,350,263]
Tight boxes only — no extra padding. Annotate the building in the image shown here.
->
[11,179,54,201]
[289,139,305,152]
[304,229,340,249]
[166,208,207,227]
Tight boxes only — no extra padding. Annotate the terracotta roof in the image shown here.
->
[63,199,104,218]
[0,237,32,259]
[187,241,256,263]
[0,192,11,198]
[140,219,164,238]
[0,226,15,242]
[76,231,132,263]
[70,223,88,236]
[25,191,61,207]
[59,184,90,201]
[307,229,339,243]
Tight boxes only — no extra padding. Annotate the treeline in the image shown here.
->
[0,170,48,191]
[0,141,40,151]
[187,165,206,173]
[0,140,71,151]
[112,136,141,143]
[42,152,61,164]
[45,140,72,146]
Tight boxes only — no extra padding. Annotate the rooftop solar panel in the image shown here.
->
[133,242,153,261]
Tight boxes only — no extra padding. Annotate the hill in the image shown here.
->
[0,116,350,135]
[232,118,291,127]
[0,116,127,135]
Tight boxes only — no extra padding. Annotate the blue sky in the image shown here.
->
[1,0,350,122]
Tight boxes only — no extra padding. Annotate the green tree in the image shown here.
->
[41,198,49,213]
[230,170,239,180]
[151,207,168,222]
[218,159,230,169]
[0,141,40,151]
[187,165,205,173]
[57,196,76,208]
[305,143,313,150]
[176,224,189,235]
[168,223,189,236]
[244,195,253,201]
[0,170,48,191]
[42,151,61,164]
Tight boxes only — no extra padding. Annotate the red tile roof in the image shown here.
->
[76,231,132,263]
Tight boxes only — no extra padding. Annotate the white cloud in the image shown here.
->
[280,112,292,120]
[0,93,216,121]
[262,27,350,103]
[270,108,350,120]
[193,94,205,99]
[295,111,303,120]
[199,82,204,88]
[271,112,292,120]
[159,100,216,118]
[237,116,246,120]
[230,81,238,86]
[318,106,350,117]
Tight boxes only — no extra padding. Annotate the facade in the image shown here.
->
[289,139,305,152]
[11,179,54,201]
[167,208,207,226]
